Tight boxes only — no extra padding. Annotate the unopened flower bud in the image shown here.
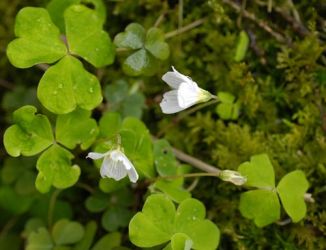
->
[219,170,246,186]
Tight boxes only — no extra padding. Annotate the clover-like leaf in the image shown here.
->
[52,219,84,245]
[26,227,54,250]
[101,207,132,232]
[239,190,280,227]
[4,106,53,157]
[37,55,102,114]
[129,194,220,249]
[154,180,191,203]
[120,117,155,178]
[114,23,145,50]
[154,139,178,176]
[145,27,169,60]
[216,92,240,120]
[129,194,175,247]
[91,232,121,250]
[99,112,122,138]
[277,170,309,222]
[47,0,106,33]
[238,154,275,188]
[65,4,115,67]
[122,48,158,76]
[7,7,67,68]
[35,144,81,193]
[56,108,98,149]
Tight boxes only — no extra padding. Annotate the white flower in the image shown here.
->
[86,149,138,183]
[219,170,247,186]
[160,66,213,114]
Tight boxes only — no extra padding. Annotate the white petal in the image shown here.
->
[177,82,200,108]
[86,152,106,160]
[127,166,139,183]
[161,66,191,89]
[100,156,111,178]
[109,161,128,181]
[160,90,185,114]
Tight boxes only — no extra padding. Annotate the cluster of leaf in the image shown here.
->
[1,0,325,249]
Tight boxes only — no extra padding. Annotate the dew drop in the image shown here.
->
[89,87,94,93]
[53,90,58,95]
[95,48,99,52]
[58,83,63,88]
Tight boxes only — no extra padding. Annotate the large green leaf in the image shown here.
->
[52,219,84,245]
[239,190,280,227]
[65,4,115,67]
[99,112,122,138]
[277,170,309,222]
[7,7,67,68]
[114,23,145,50]
[35,144,81,193]
[37,55,102,114]
[129,195,220,249]
[56,108,98,149]
[4,106,53,157]
[238,154,275,188]
[129,194,175,247]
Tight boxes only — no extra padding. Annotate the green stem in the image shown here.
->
[48,189,61,228]
[164,18,206,39]
[154,172,220,182]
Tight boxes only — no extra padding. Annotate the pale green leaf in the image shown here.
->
[7,7,67,68]
[4,105,53,157]
[153,139,178,176]
[239,190,280,227]
[37,55,102,114]
[122,49,158,76]
[234,30,249,62]
[238,154,275,188]
[65,4,115,67]
[277,170,309,222]
[35,144,81,193]
[56,108,98,149]
[170,233,192,250]
[154,180,191,203]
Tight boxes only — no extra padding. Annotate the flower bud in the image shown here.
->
[219,170,246,186]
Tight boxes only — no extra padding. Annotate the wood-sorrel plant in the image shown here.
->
[1,0,324,249]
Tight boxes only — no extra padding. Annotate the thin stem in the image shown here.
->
[76,182,95,193]
[172,147,220,174]
[164,18,206,39]
[155,172,220,182]
[154,12,166,27]
[178,0,183,29]
[48,189,61,228]
[156,99,219,138]
[0,216,19,238]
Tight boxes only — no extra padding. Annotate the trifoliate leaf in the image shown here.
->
[6,7,67,68]
[238,154,275,188]
[56,108,98,149]
[65,4,115,67]
[216,92,240,120]
[23,218,45,239]
[35,144,80,193]
[129,195,220,249]
[37,55,102,114]
[122,48,158,76]
[52,219,84,245]
[4,106,53,157]
[120,117,155,177]
[129,194,175,247]
[114,23,145,50]
[239,190,280,227]
[26,227,54,250]
[277,170,309,222]
[145,27,169,60]
[91,232,121,250]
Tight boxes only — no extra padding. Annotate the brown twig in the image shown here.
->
[222,0,287,44]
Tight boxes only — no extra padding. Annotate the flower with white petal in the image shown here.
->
[160,66,214,114]
[86,148,138,183]
[219,170,247,186]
